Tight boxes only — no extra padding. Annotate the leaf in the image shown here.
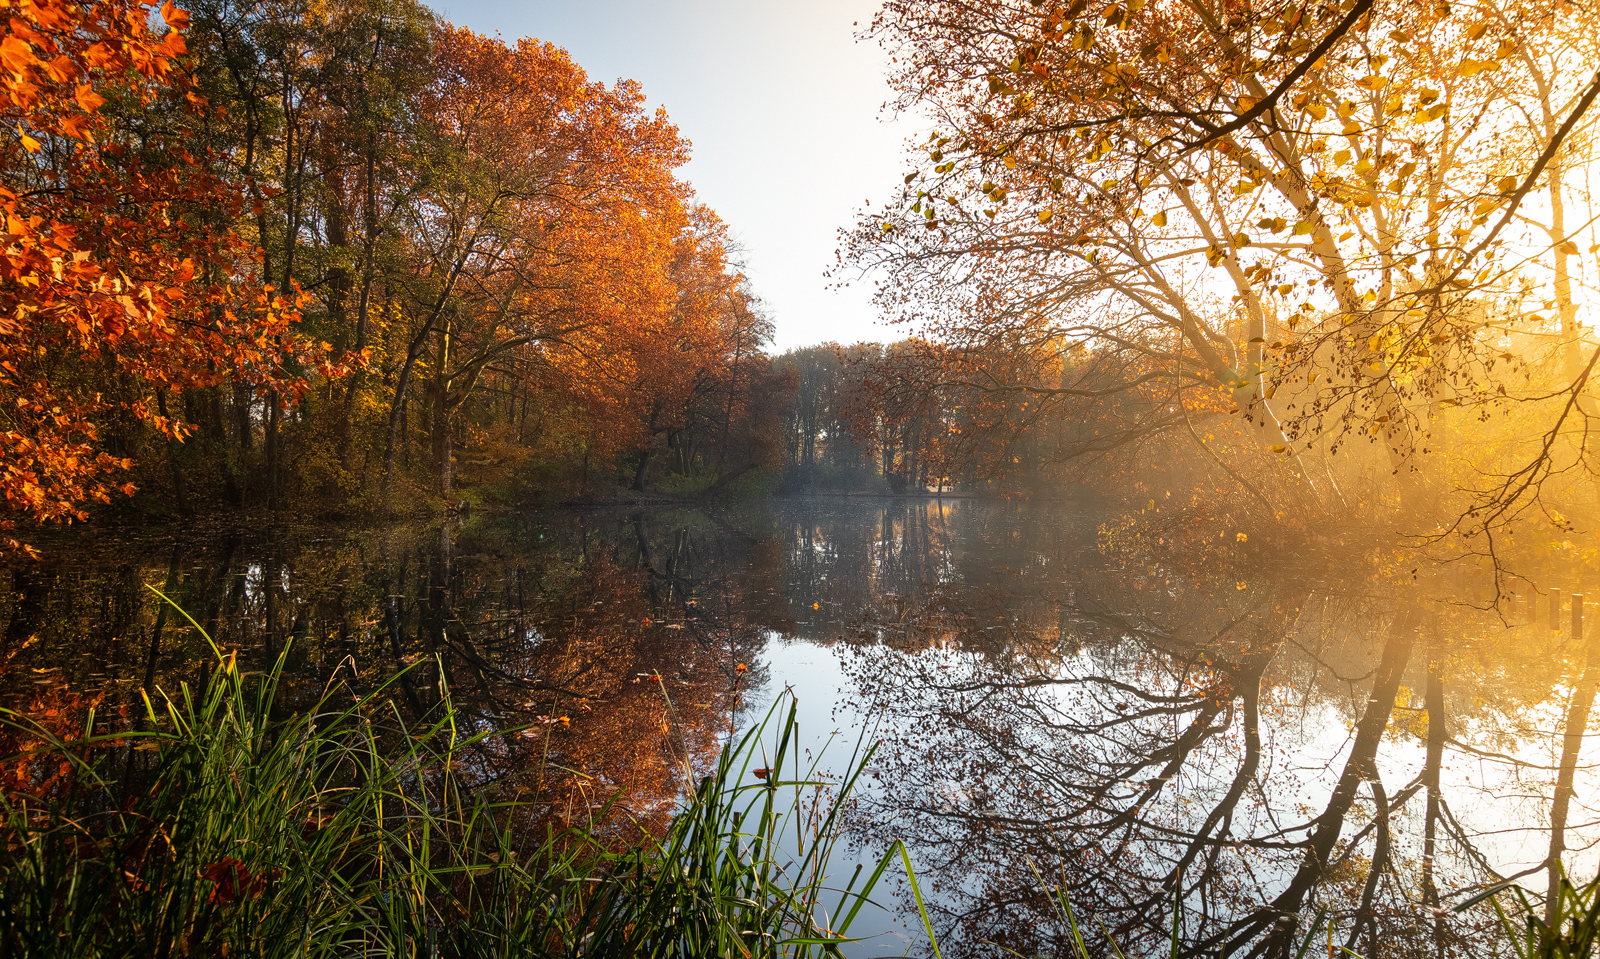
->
[1038,209,1053,223]
[160,1,191,30]
[0,36,39,75]
[1557,240,1579,255]
[73,84,105,113]
[1151,210,1167,226]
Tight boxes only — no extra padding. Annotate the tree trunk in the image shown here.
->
[631,443,654,492]
[1225,612,1416,956]
[1546,604,1600,921]
[265,391,282,512]
[154,389,192,516]
[431,317,454,498]
[433,397,453,497]
[234,382,253,454]
[1422,617,1447,953]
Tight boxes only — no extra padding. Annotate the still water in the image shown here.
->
[1,498,1595,957]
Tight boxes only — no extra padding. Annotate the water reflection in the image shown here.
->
[838,542,1600,957]
[1,500,1596,957]
[0,511,787,835]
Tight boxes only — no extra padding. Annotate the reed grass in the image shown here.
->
[1472,868,1600,959]
[0,604,908,958]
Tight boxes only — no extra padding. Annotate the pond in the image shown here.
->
[1,498,1595,958]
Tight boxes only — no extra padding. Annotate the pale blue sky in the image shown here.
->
[434,0,913,351]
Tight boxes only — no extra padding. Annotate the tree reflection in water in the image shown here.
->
[0,511,788,839]
[1,500,1597,957]
[834,516,1598,958]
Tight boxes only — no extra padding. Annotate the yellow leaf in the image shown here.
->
[1306,102,1327,120]
[1039,209,1053,223]
[1151,210,1167,226]
[1270,445,1286,452]
[1236,532,1248,541]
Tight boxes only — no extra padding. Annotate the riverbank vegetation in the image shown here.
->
[0,617,903,957]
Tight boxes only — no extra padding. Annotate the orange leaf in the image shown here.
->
[0,36,38,75]
[74,84,105,113]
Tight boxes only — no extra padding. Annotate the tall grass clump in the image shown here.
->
[1475,869,1600,959]
[0,601,905,958]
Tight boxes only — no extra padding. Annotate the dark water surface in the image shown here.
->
[2,498,1594,957]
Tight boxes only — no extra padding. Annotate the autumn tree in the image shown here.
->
[853,0,1600,529]
[176,0,434,506]
[378,26,718,499]
[0,0,319,544]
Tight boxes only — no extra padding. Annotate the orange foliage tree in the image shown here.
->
[382,26,738,498]
[0,0,316,544]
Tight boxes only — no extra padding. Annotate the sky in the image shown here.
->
[434,0,919,352]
